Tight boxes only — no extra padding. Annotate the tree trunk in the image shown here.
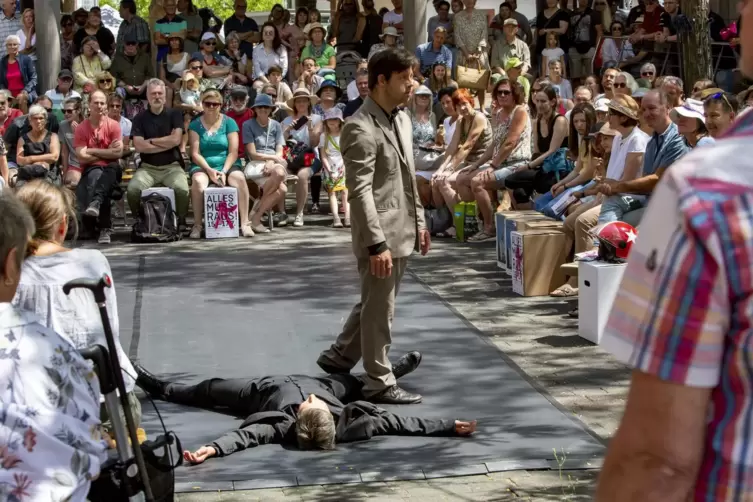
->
[35,0,61,93]
[679,0,712,91]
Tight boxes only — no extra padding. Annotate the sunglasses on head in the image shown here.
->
[706,91,732,110]
[202,101,221,108]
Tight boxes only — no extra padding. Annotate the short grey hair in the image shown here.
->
[225,31,240,45]
[4,34,19,46]
[645,88,671,107]
[662,76,684,89]
[640,62,656,75]
[0,190,35,280]
[27,104,47,118]
[146,78,166,91]
[0,89,11,100]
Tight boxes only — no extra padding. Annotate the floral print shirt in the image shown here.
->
[0,303,105,502]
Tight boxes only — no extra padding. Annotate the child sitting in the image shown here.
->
[267,65,293,106]
[319,108,349,228]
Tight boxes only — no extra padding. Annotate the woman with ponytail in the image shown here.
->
[11,180,141,433]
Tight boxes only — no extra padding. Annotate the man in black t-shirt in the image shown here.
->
[223,1,259,59]
[126,79,188,221]
[568,0,602,83]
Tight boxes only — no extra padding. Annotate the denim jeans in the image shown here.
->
[597,194,646,225]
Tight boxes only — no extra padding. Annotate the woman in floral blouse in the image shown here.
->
[453,0,491,109]
[0,190,105,502]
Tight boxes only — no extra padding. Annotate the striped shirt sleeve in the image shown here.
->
[600,171,729,388]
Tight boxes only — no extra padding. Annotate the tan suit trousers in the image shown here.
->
[319,256,408,396]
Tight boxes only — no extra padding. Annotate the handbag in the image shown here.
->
[541,147,574,182]
[457,58,490,91]
[284,140,316,172]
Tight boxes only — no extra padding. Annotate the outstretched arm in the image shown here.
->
[183,423,281,465]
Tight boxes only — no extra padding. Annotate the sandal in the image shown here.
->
[241,224,255,238]
[550,284,578,297]
[189,225,201,239]
[468,231,495,242]
[251,223,270,234]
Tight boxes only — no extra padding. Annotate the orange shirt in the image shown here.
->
[73,116,122,168]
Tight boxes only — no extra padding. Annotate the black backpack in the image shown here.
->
[131,193,181,243]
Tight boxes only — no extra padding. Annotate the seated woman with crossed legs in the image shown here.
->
[188,88,254,239]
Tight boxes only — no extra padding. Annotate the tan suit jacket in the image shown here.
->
[343,97,426,259]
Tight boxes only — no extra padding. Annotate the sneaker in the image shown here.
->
[97,229,112,244]
[293,214,304,227]
[189,225,202,239]
[274,213,288,227]
[85,200,101,218]
[310,203,320,214]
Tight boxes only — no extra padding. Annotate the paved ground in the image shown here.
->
[100,207,632,501]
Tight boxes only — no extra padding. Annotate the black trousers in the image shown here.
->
[503,169,559,203]
[76,163,122,231]
[310,174,322,205]
[164,374,364,416]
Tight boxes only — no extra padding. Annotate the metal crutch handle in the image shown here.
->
[65,274,155,502]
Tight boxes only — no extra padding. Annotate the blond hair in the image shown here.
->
[200,88,223,102]
[296,408,336,450]
[15,180,77,255]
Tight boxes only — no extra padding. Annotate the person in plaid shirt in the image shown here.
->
[596,1,753,498]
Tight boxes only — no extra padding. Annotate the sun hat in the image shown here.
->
[503,57,523,72]
[489,73,507,87]
[670,98,705,124]
[380,26,399,39]
[606,97,639,120]
[414,85,433,97]
[586,121,619,139]
[593,97,610,112]
[323,108,344,123]
[286,88,319,110]
[201,32,217,42]
[305,22,327,37]
[504,18,519,26]
[251,93,276,109]
[632,87,651,99]
[316,80,343,100]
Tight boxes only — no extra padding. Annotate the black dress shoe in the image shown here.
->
[392,351,422,380]
[134,363,167,399]
[369,385,422,404]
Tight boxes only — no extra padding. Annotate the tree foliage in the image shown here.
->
[98,0,278,24]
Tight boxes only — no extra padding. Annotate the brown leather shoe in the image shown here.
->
[369,385,422,404]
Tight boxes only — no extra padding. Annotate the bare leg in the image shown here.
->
[228,171,251,229]
[250,166,286,227]
[416,176,431,206]
[64,169,82,190]
[474,170,498,234]
[330,191,341,226]
[190,172,209,237]
[342,189,350,225]
[295,167,312,217]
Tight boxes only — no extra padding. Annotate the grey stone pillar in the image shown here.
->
[404,0,429,52]
[34,0,61,93]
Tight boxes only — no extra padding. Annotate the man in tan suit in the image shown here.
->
[317,49,431,405]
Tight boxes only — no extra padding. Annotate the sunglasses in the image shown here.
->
[109,104,122,109]
[43,108,52,113]
[126,41,137,46]
[614,82,627,88]
[204,41,216,46]
[190,65,203,70]
[707,91,732,110]
[265,93,278,98]
[641,71,654,76]
[202,101,221,108]
[497,89,512,96]
[63,109,76,114]
[255,106,272,111]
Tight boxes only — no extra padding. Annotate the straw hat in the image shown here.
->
[286,88,319,110]
[606,97,639,121]
[304,22,326,38]
[380,26,399,39]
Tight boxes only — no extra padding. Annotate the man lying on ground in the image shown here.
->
[135,351,477,464]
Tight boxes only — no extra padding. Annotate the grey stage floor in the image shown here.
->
[109,242,604,492]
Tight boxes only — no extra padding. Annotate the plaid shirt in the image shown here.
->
[0,11,21,59]
[115,15,151,50]
[601,108,753,501]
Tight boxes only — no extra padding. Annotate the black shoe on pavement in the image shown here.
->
[134,363,168,399]
[316,355,351,375]
[393,351,422,380]
[369,385,422,404]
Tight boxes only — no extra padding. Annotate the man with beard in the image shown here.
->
[126,79,188,227]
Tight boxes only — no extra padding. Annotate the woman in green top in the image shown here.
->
[299,23,336,74]
[187,88,253,239]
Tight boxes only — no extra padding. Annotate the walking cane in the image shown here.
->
[64,274,155,502]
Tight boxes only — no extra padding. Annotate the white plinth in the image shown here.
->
[578,261,626,344]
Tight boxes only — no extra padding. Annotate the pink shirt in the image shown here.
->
[6,60,24,97]
[73,116,122,168]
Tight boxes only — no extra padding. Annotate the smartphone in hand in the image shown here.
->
[293,116,309,130]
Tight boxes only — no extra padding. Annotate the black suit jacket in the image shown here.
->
[207,374,456,456]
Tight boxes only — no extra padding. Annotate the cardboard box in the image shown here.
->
[453,202,479,242]
[494,211,544,270]
[503,213,553,274]
[578,261,627,344]
[204,187,240,239]
[518,219,563,232]
[510,230,567,296]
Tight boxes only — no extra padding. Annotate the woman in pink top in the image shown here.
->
[0,35,37,114]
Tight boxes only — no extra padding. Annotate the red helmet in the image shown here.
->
[595,221,637,262]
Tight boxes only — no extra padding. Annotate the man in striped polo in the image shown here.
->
[596,0,753,498]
